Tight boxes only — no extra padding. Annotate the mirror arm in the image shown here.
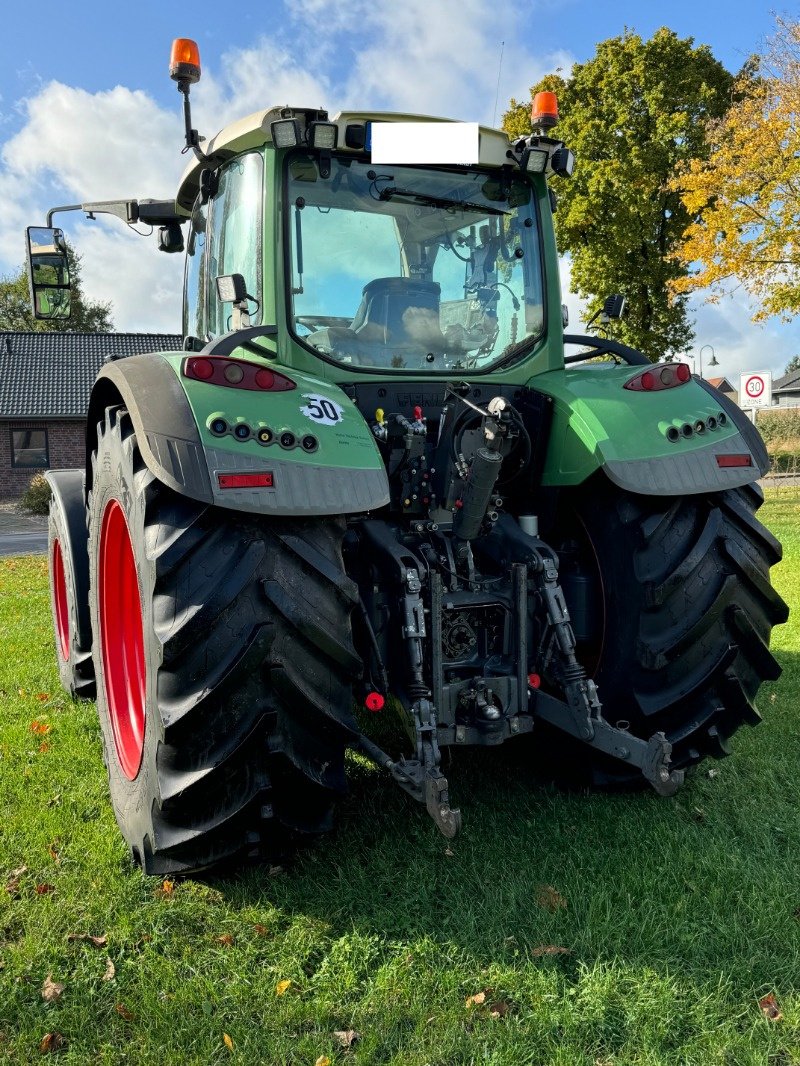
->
[45,200,184,227]
[46,204,83,227]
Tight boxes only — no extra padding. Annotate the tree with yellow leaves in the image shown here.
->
[672,17,800,320]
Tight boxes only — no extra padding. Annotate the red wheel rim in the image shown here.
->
[99,500,146,780]
[51,538,70,662]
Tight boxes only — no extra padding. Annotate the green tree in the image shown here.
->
[0,246,113,332]
[784,355,800,375]
[504,29,734,359]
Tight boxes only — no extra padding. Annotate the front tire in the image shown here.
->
[88,406,361,874]
[551,477,788,784]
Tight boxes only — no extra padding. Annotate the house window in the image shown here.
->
[10,428,49,468]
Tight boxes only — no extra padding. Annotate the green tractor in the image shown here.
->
[30,39,788,875]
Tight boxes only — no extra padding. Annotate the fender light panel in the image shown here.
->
[624,362,691,392]
[183,356,296,392]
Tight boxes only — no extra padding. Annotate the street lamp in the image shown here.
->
[698,344,719,379]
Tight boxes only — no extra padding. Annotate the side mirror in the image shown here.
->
[26,227,71,320]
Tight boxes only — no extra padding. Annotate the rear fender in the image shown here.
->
[534,366,769,495]
[44,469,92,652]
[86,353,390,515]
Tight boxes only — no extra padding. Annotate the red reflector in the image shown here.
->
[716,454,752,468]
[365,692,385,712]
[255,368,275,390]
[528,673,541,689]
[676,362,691,382]
[189,357,214,380]
[217,472,274,489]
[641,371,656,391]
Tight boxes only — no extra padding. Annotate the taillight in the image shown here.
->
[183,356,295,392]
[624,362,691,392]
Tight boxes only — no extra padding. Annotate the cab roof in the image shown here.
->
[175,107,515,213]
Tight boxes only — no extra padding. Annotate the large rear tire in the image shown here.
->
[548,477,788,785]
[88,406,361,874]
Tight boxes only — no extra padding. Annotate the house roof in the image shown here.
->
[774,368,800,393]
[0,332,182,419]
[706,376,736,392]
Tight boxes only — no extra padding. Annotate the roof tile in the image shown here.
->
[0,332,182,418]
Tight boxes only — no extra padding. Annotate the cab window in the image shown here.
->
[183,197,207,342]
[206,152,264,337]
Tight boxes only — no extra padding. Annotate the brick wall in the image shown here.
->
[0,419,85,498]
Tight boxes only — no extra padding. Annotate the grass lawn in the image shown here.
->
[1,491,799,1065]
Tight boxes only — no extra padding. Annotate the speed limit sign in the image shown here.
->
[739,371,772,408]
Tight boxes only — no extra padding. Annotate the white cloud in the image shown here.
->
[0,82,185,331]
[687,294,797,382]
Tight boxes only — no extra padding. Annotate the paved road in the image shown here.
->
[0,531,48,556]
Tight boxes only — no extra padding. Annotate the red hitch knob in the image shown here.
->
[527,673,541,690]
[365,692,385,712]
[413,405,423,421]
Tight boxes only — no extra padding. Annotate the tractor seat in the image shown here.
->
[350,277,444,348]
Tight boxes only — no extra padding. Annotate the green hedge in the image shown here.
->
[756,408,800,447]
[18,472,51,515]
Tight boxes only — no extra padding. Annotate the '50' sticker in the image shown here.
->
[300,394,344,426]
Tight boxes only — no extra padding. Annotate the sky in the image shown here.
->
[1,0,796,383]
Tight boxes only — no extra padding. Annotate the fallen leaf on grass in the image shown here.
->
[114,1003,134,1021]
[36,693,51,703]
[216,934,234,947]
[39,1032,65,1054]
[531,945,572,957]
[35,884,55,896]
[253,924,269,936]
[102,958,115,982]
[759,993,782,1021]
[30,721,51,736]
[155,880,174,898]
[489,1001,510,1018]
[41,976,64,1002]
[223,1033,234,1051]
[275,979,292,996]
[315,1057,331,1066]
[444,847,454,856]
[334,1030,359,1048]
[5,866,27,897]
[66,933,107,947]
[465,991,487,1007]
[536,884,567,911]
[38,742,50,754]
